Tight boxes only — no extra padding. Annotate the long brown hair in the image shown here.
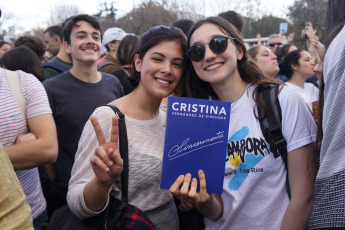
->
[180,16,281,116]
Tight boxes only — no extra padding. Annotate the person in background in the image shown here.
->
[218,10,244,34]
[267,34,283,54]
[0,65,58,230]
[308,0,345,228]
[68,25,186,230]
[275,44,298,82]
[43,22,73,80]
[43,25,62,58]
[248,45,280,78]
[111,34,139,95]
[170,16,316,230]
[14,36,46,63]
[0,40,12,66]
[0,142,34,230]
[279,50,319,114]
[43,14,124,217]
[171,19,194,36]
[0,41,12,58]
[98,27,127,73]
[2,46,45,82]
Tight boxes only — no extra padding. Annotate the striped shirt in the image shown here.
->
[0,68,52,219]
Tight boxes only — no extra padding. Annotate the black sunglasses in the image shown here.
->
[268,42,282,47]
[186,36,235,62]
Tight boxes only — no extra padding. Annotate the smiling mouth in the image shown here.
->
[156,79,171,85]
[205,63,223,71]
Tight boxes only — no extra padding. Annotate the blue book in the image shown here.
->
[160,96,231,194]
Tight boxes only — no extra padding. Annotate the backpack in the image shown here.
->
[43,62,69,73]
[257,84,290,198]
[97,61,119,71]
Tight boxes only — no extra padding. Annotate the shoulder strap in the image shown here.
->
[105,104,129,203]
[258,84,287,159]
[258,84,290,198]
[98,61,118,71]
[5,70,26,118]
[42,62,69,73]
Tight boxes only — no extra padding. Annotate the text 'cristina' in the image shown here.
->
[172,102,227,115]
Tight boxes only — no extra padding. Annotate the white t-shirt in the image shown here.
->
[205,84,317,230]
[285,82,319,113]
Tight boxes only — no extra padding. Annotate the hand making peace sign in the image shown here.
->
[89,115,123,187]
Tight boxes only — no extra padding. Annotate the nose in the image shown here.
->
[272,53,277,60]
[161,62,172,76]
[204,44,217,61]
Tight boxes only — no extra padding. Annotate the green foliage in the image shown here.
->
[243,15,296,38]
[288,0,328,47]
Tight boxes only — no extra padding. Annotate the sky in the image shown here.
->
[0,0,295,35]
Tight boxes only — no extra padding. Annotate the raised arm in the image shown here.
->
[4,113,58,169]
[83,115,123,212]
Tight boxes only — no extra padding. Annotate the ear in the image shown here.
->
[64,40,72,54]
[54,36,61,45]
[134,54,141,72]
[237,46,244,61]
[291,64,298,71]
[108,42,117,51]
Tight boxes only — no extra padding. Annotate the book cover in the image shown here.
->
[160,96,231,194]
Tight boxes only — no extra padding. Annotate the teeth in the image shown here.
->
[206,63,222,71]
[157,79,170,84]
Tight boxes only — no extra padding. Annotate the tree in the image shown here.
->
[288,0,328,45]
[243,15,297,39]
[49,4,82,26]
[115,0,177,35]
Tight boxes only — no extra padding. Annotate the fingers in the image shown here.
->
[197,170,210,203]
[90,115,106,146]
[169,175,185,196]
[179,200,195,212]
[91,146,114,172]
[179,173,192,198]
[109,116,119,150]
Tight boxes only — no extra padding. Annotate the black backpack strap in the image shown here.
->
[105,104,129,203]
[258,84,290,198]
[42,62,69,73]
[97,61,119,71]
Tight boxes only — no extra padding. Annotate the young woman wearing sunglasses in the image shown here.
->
[170,17,317,229]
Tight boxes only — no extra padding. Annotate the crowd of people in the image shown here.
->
[0,0,344,229]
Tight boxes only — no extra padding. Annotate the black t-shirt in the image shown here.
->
[43,71,124,196]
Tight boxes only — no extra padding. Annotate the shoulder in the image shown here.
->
[101,72,121,84]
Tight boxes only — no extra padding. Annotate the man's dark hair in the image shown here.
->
[218,10,244,33]
[62,14,102,44]
[14,35,45,59]
[171,19,194,36]
[44,25,62,40]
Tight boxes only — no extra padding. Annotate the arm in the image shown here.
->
[4,113,58,169]
[280,143,317,230]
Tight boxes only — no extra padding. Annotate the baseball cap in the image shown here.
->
[102,27,127,53]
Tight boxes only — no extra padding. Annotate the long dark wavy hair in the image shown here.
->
[180,16,281,116]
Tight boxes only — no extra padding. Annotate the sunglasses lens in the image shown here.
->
[188,45,205,62]
[209,37,229,54]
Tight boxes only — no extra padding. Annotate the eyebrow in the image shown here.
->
[74,31,101,36]
[191,34,226,46]
[151,52,183,61]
